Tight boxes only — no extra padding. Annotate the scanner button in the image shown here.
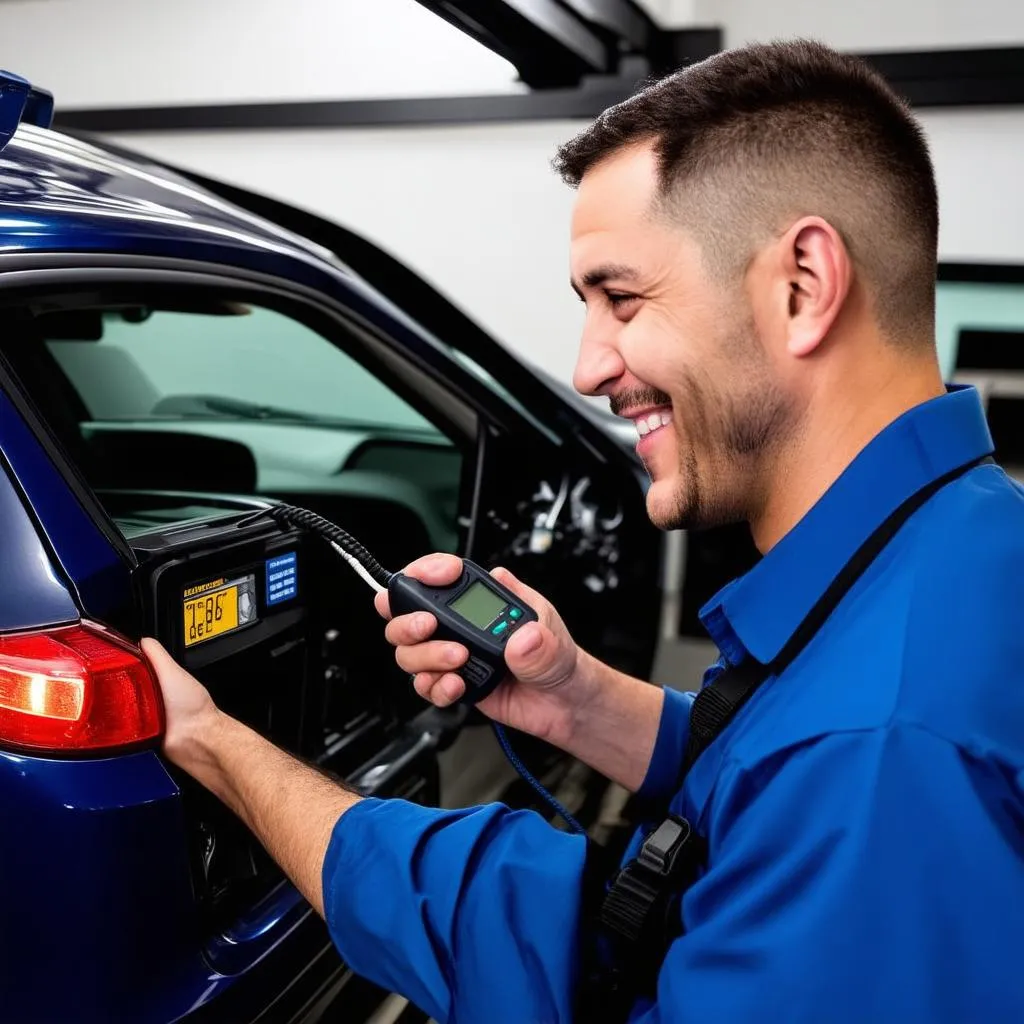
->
[491,620,509,636]
[508,607,522,620]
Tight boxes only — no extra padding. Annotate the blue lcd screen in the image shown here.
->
[266,552,298,606]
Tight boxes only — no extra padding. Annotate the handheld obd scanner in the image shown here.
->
[388,565,537,704]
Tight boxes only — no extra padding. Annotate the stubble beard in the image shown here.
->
[656,368,795,533]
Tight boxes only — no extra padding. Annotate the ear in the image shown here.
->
[782,217,852,358]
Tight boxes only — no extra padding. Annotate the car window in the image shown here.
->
[48,304,438,432]
[7,296,463,557]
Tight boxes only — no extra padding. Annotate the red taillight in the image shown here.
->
[0,623,164,754]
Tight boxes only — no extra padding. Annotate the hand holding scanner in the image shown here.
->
[388,560,538,704]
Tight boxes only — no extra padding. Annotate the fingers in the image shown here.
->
[489,566,553,623]
[139,637,219,763]
[503,620,546,664]
[384,611,438,646]
[502,620,567,683]
[375,554,464,620]
[140,637,206,697]
[140,637,189,685]
[140,636,171,669]
[412,671,466,708]
[394,639,468,676]
[373,559,571,709]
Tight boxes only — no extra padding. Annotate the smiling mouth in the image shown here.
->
[633,408,672,440]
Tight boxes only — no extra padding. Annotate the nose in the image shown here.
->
[572,313,627,398]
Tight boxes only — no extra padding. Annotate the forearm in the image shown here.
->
[170,711,359,916]
[560,650,665,792]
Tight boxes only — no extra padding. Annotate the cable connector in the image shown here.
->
[266,504,394,590]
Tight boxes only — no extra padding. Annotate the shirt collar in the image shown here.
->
[699,385,994,666]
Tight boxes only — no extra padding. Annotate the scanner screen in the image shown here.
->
[449,580,506,629]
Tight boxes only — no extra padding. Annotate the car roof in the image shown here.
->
[0,124,345,275]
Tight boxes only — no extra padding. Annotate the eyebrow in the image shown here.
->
[571,263,639,299]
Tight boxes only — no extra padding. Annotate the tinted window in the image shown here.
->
[4,295,462,558]
[48,304,437,432]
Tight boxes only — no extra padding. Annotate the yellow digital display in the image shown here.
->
[183,574,256,648]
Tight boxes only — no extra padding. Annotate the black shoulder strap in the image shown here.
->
[683,453,994,773]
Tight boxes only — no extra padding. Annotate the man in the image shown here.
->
[143,39,1024,1023]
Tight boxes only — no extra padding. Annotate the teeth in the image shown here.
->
[633,408,672,439]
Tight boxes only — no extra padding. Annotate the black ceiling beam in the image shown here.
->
[413,0,615,89]
[557,0,659,52]
[411,0,708,88]
[861,46,1024,107]
[53,77,645,132]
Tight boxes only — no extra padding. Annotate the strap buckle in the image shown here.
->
[598,814,702,949]
[636,815,693,877]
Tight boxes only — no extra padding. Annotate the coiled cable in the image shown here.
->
[266,504,393,588]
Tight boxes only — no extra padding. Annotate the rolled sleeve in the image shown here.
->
[322,797,588,1024]
[635,687,695,806]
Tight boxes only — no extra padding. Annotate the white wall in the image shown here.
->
[924,107,1024,263]
[105,122,589,385]
[693,0,1024,50]
[0,0,522,107]
[636,0,698,26]
[103,104,1024,385]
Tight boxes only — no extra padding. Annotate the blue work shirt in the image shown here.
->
[322,385,1024,1023]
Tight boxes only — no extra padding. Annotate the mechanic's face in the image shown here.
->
[570,144,794,532]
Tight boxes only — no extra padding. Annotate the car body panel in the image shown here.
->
[0,749,198,1022]
[0,382,132,623]
[0,127,340,268]
[0,448,78,631]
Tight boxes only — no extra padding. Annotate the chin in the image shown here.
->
[644,479,684,532]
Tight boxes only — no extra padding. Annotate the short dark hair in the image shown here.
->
[554,40,939,343]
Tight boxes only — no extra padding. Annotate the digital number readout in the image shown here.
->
[183,574,256,648]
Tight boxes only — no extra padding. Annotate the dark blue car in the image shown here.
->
[0,73,664,1022]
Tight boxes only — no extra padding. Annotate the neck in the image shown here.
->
[750,348,946,552]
